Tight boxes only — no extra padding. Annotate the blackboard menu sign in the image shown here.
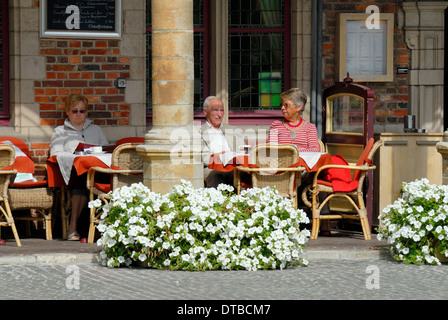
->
[40,0,122,38]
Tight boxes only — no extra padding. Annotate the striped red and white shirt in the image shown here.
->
[267,120,320,152]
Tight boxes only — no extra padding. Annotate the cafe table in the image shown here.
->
[208,151,333,193]
[208,151,332,173]
[46,152,112,188]
[46,152,112,239]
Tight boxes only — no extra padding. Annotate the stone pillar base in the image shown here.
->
[137,124,203,195]
[437,137,448,185]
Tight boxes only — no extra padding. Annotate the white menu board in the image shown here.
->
[336,13,394,82]
[346,20,387,76]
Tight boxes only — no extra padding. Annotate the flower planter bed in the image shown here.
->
[377,179,448,265]
[89,181,310,270]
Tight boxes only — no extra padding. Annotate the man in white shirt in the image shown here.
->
[201,96,238,188]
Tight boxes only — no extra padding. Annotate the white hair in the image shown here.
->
[203,96,220,111]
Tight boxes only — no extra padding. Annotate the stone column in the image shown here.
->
[437,132,448,185]
[137,0,203,194]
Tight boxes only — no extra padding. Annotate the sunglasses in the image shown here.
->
[71,109,87,114]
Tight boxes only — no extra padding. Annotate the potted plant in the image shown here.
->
[89,180,311,270]
[377,178,448,265]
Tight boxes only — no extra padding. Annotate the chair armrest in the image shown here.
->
[35,163,48,170]
[0,169,18,188]
[235,166,305,173]
[87,166,113,190]
[0,169,17,175]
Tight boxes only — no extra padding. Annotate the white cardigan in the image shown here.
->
[50,118,108,156]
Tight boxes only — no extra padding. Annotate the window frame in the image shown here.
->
[193,0,211,113]
[146,0,291,126]
[226,0,291,125]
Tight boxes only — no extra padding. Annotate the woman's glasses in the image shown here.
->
[280,102,295,109]
[71,109,87,114]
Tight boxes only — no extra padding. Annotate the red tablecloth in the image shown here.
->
[208,154,248,172]
[47,155,111,187]
[4,156,35,173]
[208,153,333,173]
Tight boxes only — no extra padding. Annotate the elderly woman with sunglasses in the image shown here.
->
[50,94,108,155]
[267,88,319,152]
[50,94,108,241]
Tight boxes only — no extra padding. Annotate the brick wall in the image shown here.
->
[30,38,132,169]
[35,39,131,128]
[322,0,409,129]
[30,142,50,178]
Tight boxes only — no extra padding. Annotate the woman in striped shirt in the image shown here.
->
[269,88,330,235]
[268,88,320,152]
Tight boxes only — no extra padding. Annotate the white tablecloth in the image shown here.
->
[299,152,326,170]
[56,152,112,185]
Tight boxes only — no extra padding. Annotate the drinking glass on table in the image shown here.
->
[238,145,252,154]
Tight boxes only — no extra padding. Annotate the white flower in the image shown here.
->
[138,253,147,262]
[88,198,102,208]
[162,242,171,249]
[377,178,448,265]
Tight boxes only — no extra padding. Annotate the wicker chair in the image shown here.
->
[4,137,55,241]
[86,143,143,243]
[301,138,383,240]
[318,139,326,153]
[8,166,54,241]
[115,137,145,146]
[234,143,303,207]
[0,144,21,246]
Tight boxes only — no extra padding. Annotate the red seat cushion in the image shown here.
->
[318,138,375,192]
[12,180,49,188]
[115,137,145,146]
[321,154,359,192]
[94,182,111,193]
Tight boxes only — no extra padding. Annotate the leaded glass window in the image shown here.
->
[228,0,289,110]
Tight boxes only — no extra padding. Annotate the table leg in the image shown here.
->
[59,187,71,240]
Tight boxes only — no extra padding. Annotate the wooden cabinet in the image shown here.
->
[373,133,443,226]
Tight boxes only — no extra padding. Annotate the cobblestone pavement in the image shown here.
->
[1,258,447,302]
